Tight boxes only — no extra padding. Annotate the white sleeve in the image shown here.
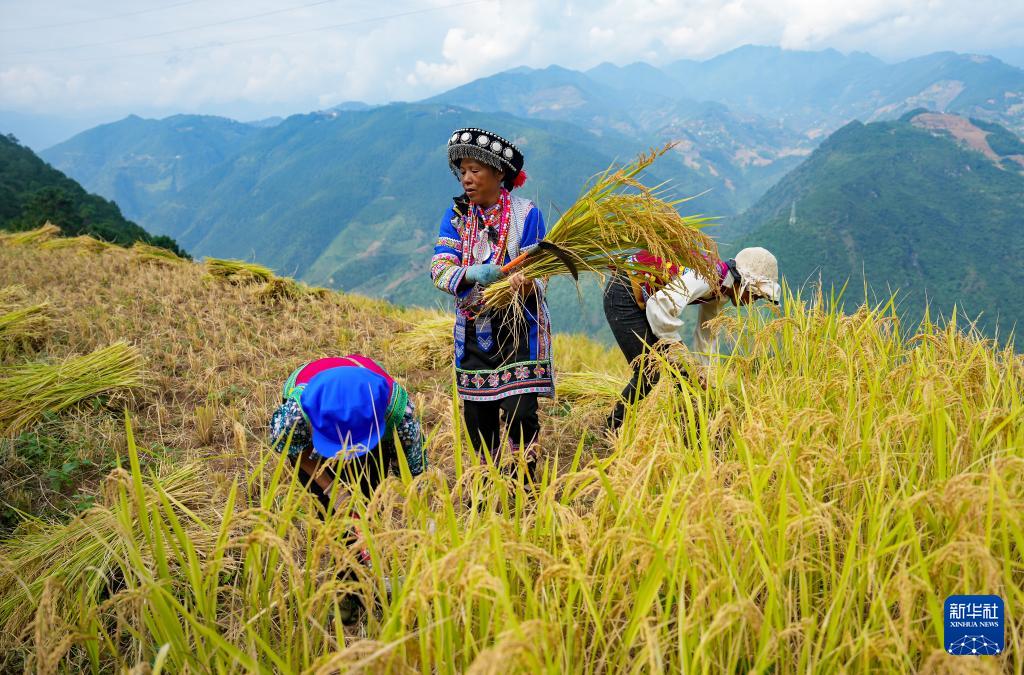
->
[645,270,712,343]
[693,300,725,365]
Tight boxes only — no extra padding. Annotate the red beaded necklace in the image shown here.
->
[463,189,511,266]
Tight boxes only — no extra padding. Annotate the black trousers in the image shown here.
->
[603,275,661,429]
[463,393,540,457]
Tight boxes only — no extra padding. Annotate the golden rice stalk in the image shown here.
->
[0,302,51,359]
[0,342,146,435]
[204,258,275,284]
[483,145,718,310]
[0,223,61,247]
[131,242,185,264]
[401,314,453,369]
[0,284,30,309]
[0,460,213,642]
[41,235,115,254]
[555,371,622,405]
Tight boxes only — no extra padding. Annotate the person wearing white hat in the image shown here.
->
[603,247,781,430]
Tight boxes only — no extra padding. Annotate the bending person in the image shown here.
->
[603,247,781,430]
[268,354,427,507]
[267,354,427,625]
[430,127,554,478]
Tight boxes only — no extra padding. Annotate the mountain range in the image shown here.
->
[24,45,1024,338]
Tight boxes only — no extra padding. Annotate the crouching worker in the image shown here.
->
[603,247,782,430]
[268,354,427,502]
[267,354,427,623]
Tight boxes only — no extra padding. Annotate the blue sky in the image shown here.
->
[1,0,1022,136]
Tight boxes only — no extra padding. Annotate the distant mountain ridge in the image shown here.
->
[41,114,260,224]
[44,103,738,336]
[731,112,1024,334]
[423,46,1024,212]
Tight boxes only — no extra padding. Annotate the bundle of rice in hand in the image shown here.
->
[483,144,718,310]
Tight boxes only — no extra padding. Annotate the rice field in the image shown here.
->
[0,237,1020,673]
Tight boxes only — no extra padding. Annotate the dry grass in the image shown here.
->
[0,238,1021,673]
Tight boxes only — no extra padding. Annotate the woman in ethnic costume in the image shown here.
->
[431,128,554,475]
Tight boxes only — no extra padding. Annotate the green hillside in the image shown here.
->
[40,114,258,222]
[40,104,738,336]
[731,113,1024,334]
[36,48,1024,337]
[0,133,185,254]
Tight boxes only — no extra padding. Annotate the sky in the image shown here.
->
[1,0,1023,146]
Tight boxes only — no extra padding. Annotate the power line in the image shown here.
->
[2,0,359,56]
[0,0,208,33]
[0,0,492,64]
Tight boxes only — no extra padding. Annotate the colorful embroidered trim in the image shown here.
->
[456,359,555,401]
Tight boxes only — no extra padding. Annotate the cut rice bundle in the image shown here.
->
[401,313,454,369]
[0,342,146,435]
[555,370,623,405]
[204,258,275,284]
[0,223,61,247]
[41,235,116,254]
[0,302,51,359]
[254,276,306,302]
[131,242,185,264]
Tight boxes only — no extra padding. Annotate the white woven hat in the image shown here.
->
[734,247,781,303]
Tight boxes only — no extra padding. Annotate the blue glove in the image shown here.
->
[464,264,504,287]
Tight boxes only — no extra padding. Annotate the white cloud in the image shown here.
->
[0,0,1021,120]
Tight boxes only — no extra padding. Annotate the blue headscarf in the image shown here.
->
[299,366,394,460]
